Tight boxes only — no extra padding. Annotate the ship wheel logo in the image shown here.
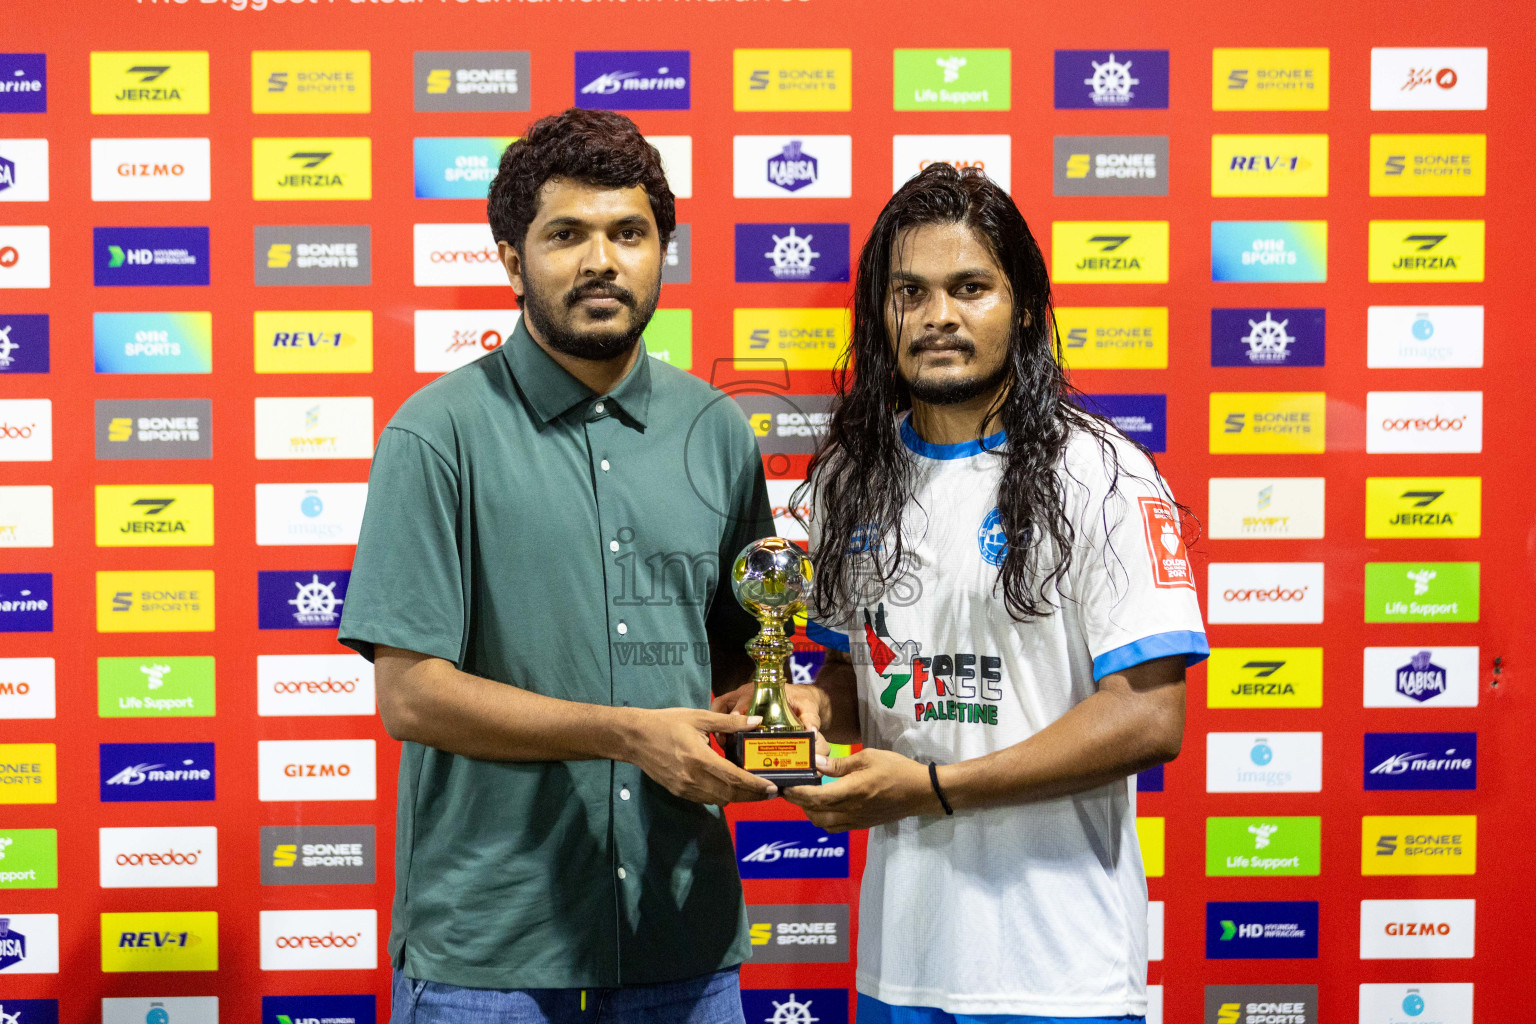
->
[288,573,345,625]
[765,227,821,280]
[1084,53,1139,105]
[765,993,819,1024]
[1242,312,1294,364]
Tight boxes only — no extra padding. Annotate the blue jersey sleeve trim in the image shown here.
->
[899,414,1007,461]
[1093,629,1210,681]
[805,619,850,653]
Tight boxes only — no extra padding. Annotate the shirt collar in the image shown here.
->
[899,413,1006,460]
[503,316,653,430]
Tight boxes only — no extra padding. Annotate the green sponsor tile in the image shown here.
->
[644,309,692,371]
[1364,562,1480,623]
[0,828,58,888]
[894,49,1011,111]
[98,655,216,717]
[1206,816,1321,876]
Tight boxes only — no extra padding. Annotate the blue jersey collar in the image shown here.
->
[900,414,1006,460]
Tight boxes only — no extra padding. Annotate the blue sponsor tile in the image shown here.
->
[1211,308,1325,367]
[100,742,216,802]
[93,227,210,287]
[1364,732,1476,791]
[1206,900,1319,959]
[735,224,850,283]
[1054,50,1169,109]
[736,820,850,879]
[0,314,48,373]
[575,51,690,110]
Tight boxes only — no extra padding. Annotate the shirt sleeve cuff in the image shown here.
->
[805,619,851,653]
[1093,629,1209,681]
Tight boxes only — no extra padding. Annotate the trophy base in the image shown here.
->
[728,730,819,789]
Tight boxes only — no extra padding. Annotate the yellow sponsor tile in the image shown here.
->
[1057,307,1168,369]
[1212,48,1329,110]
[1207,648,1323,708]
[95,484,215,547]
[1052,222,1169,283]
[252,50,371,114]
[733,308,849,370]
[733,49,852,111]
[1362,816,1475,876]
[1211,135,1328,197]
[101,911,219,972]
[90,51,209,114]
[1370,134,1486,196]
[1365,477,1481,539]
[97,570,215,633]
[254,310,374,374]
[0,744,57,804]
[1368,220,1484,283]
[1137,817,1165,877]
[253,138,372,201]
[1210,393,1326,454]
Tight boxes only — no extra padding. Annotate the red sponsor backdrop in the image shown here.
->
[2,0,1533,1020]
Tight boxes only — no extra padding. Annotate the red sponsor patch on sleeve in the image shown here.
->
[1139,496,1194,589]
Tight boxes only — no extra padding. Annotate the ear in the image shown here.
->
[498,240,524,299]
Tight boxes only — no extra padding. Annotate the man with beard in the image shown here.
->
[339,108,779,1024]
[727,164,1208,1023]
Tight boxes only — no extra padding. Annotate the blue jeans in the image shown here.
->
[391,966,745,1024]
[856,993,1146,1024]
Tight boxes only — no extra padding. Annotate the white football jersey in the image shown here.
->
[806,416,1207,1017]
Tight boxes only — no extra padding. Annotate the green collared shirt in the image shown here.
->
[339,320,773,989]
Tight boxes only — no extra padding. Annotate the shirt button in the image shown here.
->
[600,459,611,472]
[594,402,606,415]
[620,787,631,801]
[616,622,628,635]
[609,539,620,552]
[616,866,627,880]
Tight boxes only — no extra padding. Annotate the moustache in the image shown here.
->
[907,334,976,357]
[566,282,637,309]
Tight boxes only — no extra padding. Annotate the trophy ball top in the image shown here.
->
[731,537,813,617]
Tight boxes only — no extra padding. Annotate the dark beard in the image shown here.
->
[520,274,661,361]
[902,358,1011,406]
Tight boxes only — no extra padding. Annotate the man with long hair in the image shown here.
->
[759,163,1206,1022]
[340,108,776,1023]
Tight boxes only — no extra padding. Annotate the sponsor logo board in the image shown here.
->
[737,394,833,456]
[0,828,58,888]
[1360,899,1474,959]
[96,399,211,460]
[94,484,215,547]
[258,653,375,717]
[413,136,516,200]
[734,308,849,370]
[734,223,850,284]
[735,49,852,111]
[98,655,216,718]
[415,50,530,112]
[1366,306,1482,368]
[1364,562,1479,623]
[735,821,849,879]
[94,227,208,287]
[96,570,214,632]
[0,913,59,972]
[0,486,52,547]
[1054,50,1168,109]
[413,309,515,374]
[1365,733,1477,792]
[1207,648,1322,708]
[260,909,377,970]
[1204,986,1319,1024]
[94,312,212,374]
[90,138,209,202]
[1076,393,1166,451]
[0,745,55,804]
[1051,221,1168,283]
[0,139,49,202]
[0,573,52,633]
[258,739,376,801]
[1363,647,1479,708]
[256,225,371,287]
[1206,817,1321,877]
[746,905,848,963]
[1209,393,1325,454]
[1211,221,1327,282]
[1212,48,1330,110]
[262,995,375,1024]
[1363,815,1475,875]
[892,134,1011,192]
[261,826,376,886]
[1207,732,1323,793]
[1370,134,1485,197]
[1057,307,1168,369]
[254,310,373,374]
[103,998,219,1024]
[254,396,374,460]
[1207,478,1325,539]
[734,136,852,198]
[1206,901,1319,959]
[1365,391,1481,453]
[1365,477,1480,539]
[251,50,370,114]
[1368,220,1483,282]
[1371,48,1487,110]
[0,54,47,114]
[892,49,1009,111]
[99,826,218,887]
[258,569,350,630]
[575,50,690,110]
[1358,983,1472,1024]
[0,400,51,461]
[740,990,847,1024]
[1211,135,1328,197]
[0,314,48,373]
[1211,308,1325,367]
[1053,136,1168,197]
[413,223,503,287]
[0,658,54,719]
[99,742,215,802]
[0,226,50,289]
[100,911,217,972]
[252,138,371,201]
[255,483,367,546]
[90,52,209,114]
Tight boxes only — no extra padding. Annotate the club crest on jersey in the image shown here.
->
[861,603,1003,726]
[1139,496,1193,589]
[978,507,1007,566]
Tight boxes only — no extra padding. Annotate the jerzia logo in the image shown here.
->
[90,52,209,114]
[1052,222,1170,283]
[575,51,689,110]
[253,138,371,201]
[1369,221,1483,282]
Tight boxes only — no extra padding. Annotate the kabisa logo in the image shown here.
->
[0,139,49,203]
[745,905,848,964]
[740,989,849,1024]
[0,827,58,888]
[1051,221,1169,283]
[99,826,218,888]
[1212,48,1330,111]
[93,312,212,375]
[101,911,218,973]
[1053,136,1169,197]
[1054,50,1168,109]
[1209,393,1326,455]
[1361,899,1475,959]
[1206,901,1319,959]
[1205,647,1322,709]
[1056,307,1168,370]
[860,603,1004,726]
[254,310,374,374]
[0,744,57,805]
[90,52,209,115]
[736,821,849,879]
[1370,134,1485,197]
[1203,985,1319,1024]
[1364,815,1476,878]
[253,138,372,201]
[892,48,1009,111]
[1365,477,1480,539]
[575,51,690,110]
[734,136,850,199]
[0,574,50,633]
[0,915,59,973]
[258,570,349,630]
[734,49,852,112]
[1205,817,1322,877]
[0,315,47,374]
[100,742,215,803]
[90,138,210,202]
[1211,309,1325,367]
[251,50,370,114]
[734,223,850,284]
[255,226,371,287]
[0,55,47,114]
[1211,221,1327,283]
[262,995,376,1024]
[1364,562,1479,624]
[95,399,213,460]
[98,655,216,718]
[414,137,516,200]
[415,51,530,112]
[1210,135,1329,197]
[1206,731,1322,792]
[1365,733,1476,792]
[260,909,377,970]
[1368,221,1484,282]
[767,141,819,193]
[0,1001,58,1023]
[94,227,209,288]
[1371,48,1487,111]
[261,825,376,886]
[1076,393,1166,451]
[94,484,215,547]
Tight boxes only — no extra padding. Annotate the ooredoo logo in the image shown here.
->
[413,223,505,286]
[260,909,376,970]
[99,826,218,888]
[1366,392,1482,454]
[1207,563,1323,624]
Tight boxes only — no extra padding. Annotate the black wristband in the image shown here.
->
[928,761,954,816]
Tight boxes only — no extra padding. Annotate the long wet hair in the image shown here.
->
[798,163,1164,623]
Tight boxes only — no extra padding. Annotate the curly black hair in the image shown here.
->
[487,107,676,254]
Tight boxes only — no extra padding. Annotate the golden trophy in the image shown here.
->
[725,537,820,788]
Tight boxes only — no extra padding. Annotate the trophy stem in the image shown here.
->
[742,613,805,731]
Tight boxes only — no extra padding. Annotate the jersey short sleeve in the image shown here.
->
[1065,436,1209,680]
